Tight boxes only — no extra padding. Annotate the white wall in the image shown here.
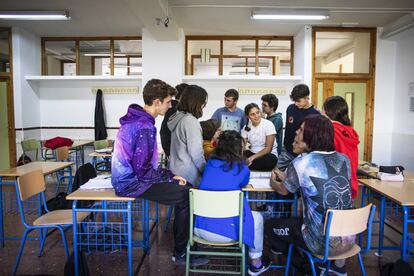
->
[390,26,414,170]
[294,26,312,88]
[12,27,41,137]
[373,26,414,170]
[142,28,184,86]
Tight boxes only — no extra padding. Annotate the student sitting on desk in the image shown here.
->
[195,130,271,275]
[265,114,353,275]
[111,79,207,266]
[242,103,278,171]
[323,96,360,199]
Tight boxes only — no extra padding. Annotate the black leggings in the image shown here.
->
[140,182,191,254]
[244,150,277,171]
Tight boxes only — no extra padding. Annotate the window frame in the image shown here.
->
[41,36,141,76]
[185,35,294,76]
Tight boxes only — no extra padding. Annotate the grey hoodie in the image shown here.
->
[167,111,206,186]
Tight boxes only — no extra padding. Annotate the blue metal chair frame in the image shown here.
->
[284,204,376,276]
[360,186,414,260]
[244,190,298,271]
[13,181,72,275]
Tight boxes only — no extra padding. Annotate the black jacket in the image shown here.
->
[160,100,178,156]
[94,89,107,141]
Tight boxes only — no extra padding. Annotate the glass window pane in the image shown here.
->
[0,30,10,73]
[187,40,220,75]
[79,40,110,75]
[44,41,76,75]
[114,40,141,76]
[223,40,255,76]
[315,32,370,74]
[258,40,291,75]
[129,57,142,75]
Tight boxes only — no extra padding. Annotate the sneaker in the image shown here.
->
[171,251,209,267]
[248,257,271,276]
[318,262,347,276]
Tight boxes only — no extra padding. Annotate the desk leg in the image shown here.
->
[376,196,386,257]
[127,201,132,276]
[402,206,408,261]
[359,186,367,247]
[0,176,4,248]
[68,166,73,193]
[80,146,85,166]
[72,200,79,276]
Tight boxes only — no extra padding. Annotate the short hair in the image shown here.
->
[210,130,244,172]
[261,94,279,112]
[225,89,239,101]
[143,79,173,105]
[290,84,310,102]
[302,114,335,152]
[323,96,351,126]
[175,83,189,100]
[200,119,219,140]
[177,85,208,119]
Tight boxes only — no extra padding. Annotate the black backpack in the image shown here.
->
[381,259,414,276]
[64,251,90,276]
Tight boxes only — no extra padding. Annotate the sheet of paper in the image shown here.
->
[250,171,272,179]
[79,175,113,190]
[249,178,271,189]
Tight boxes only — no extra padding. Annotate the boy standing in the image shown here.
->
[111,79,207,266]
[277,84,319,170]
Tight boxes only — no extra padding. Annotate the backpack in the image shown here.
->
[381,259,414,276]
[64,251,90,276]
[43,192,72,212]
[17,154,31,166]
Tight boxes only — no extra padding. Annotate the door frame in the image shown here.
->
[313,78,373,161]
[311,27,376,161]
[0,27,16,167]
[0,77,16,168]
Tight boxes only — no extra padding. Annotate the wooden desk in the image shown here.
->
[42,140,93,168]
[0,161,74,247]
[67,189,145,276]
[359,172,414,260]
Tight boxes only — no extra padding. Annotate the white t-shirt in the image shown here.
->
[241,118,278,156]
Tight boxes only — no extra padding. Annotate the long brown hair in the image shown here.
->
[177,85,208,119]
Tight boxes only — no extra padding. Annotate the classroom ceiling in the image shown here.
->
[0,0,413,38]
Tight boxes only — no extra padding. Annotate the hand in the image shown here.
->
[246,156,254,167]
[272,168,286,182]
[212,129,222,141]
[173,175,187,186]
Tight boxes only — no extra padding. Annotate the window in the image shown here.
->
[315,32,371,74]
[42,37,141,76]
[186,36,293,76]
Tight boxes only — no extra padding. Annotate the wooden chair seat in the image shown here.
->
[34,210,90,226]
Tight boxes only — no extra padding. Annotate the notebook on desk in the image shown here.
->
[249,171,272,189]
[80,174,113,190]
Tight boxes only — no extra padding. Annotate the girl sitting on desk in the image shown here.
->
[195,130,271,275]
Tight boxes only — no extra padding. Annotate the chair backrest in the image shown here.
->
[324,204,373,237]
[56,146,70,161]
[190,189,242,218]
[94,139,109,150]
[21,139,41,152]
[18,170,46,201]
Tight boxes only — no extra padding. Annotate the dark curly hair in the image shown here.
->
[210,130,245,172]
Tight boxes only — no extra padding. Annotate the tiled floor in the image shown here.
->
[0,182,413,275]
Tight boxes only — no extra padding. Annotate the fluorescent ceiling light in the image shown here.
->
[0,10,70,20]
[252,9,329,20]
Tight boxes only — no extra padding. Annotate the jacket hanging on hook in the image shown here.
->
[94,89,107,140]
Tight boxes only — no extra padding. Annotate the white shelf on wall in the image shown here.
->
[25,75,142,82]
[182,75,302,82]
